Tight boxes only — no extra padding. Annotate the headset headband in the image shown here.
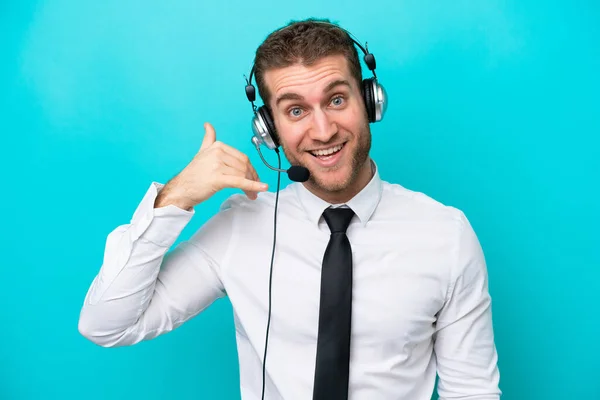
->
[244,22,377,106]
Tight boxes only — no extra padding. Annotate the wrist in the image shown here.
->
[154,184,194,211]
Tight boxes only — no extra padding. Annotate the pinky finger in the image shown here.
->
[223,174,269,194]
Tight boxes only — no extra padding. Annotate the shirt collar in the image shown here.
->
[292,159,383,227]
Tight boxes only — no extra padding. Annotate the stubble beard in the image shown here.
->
[281,124,372,194]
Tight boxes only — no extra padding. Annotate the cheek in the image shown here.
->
[347,105,367,126]
[275,123,305,151]
[334,109,365,135]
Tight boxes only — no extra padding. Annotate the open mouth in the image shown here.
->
[309,143,345,160]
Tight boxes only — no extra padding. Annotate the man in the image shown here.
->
[78,18,501,399]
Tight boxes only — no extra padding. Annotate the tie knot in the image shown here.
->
[323,207,355,234]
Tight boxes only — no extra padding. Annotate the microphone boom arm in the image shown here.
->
[251,137,310,183]
[252,138,287,172]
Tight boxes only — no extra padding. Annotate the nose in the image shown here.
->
[309,109,337,143]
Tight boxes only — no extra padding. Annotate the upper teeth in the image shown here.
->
[312,144,343,156]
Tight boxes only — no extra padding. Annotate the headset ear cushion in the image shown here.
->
[258,106,279,148]
[362,78,375,122]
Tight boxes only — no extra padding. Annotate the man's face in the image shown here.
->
[264,54,372,201]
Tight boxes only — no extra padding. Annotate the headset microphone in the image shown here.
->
[251,137,310,183]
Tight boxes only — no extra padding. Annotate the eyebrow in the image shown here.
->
[324,79,351,93]
[274,79,351,107]
[275,92,304,107]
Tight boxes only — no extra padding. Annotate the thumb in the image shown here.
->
[200,122,216,151]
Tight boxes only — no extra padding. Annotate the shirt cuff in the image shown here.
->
[128,182,194,247]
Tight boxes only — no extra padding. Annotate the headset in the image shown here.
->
[244,22,388,152]
[242,21,387,400]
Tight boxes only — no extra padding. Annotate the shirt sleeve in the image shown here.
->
[78,182,230,347]
[433,212,502,399]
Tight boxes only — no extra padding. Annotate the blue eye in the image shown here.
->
[331,96,344,106]
[290,108,303,117]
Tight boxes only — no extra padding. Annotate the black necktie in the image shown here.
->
[312,207,355,400]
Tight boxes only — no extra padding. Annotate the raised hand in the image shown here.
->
[155,122,268,210]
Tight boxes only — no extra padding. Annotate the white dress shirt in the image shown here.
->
[78,162,501,400]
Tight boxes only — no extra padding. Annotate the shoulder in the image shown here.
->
[218,184,300,218]
[187,185,299,248]
[378,180,485,284]
[378,180,469,227]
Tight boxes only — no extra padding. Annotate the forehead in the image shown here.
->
[264,55,355,102]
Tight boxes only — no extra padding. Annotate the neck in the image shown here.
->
[303,158,375,204]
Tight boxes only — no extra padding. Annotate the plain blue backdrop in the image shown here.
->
[1,1,598,399]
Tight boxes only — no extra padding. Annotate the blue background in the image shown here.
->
[1,1,599,399]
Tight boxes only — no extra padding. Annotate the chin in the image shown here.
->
[308,165,356,193]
